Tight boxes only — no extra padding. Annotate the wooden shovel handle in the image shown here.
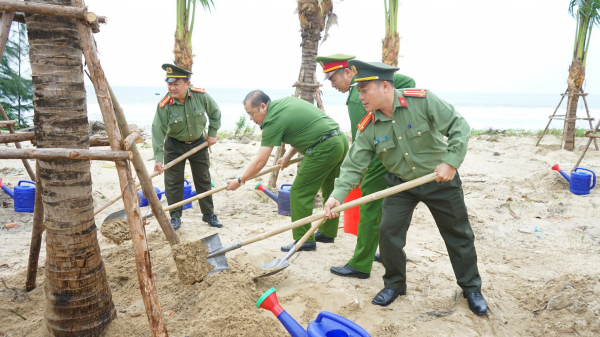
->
[240,172,438,247]
[93,141,209,215]
[152,156,305,214]
[295,218,326,250]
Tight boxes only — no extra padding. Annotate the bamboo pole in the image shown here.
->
[0,148,132,160]
[0,10,14,61]
[208,172,438,258]
[0,0,86,20]
[93,141,209,216]
[0,131,110,146]
[107,84,179,246]
[0,106,36,180]
[122,131,140,150]
[74,1,167,335]
[26,161,44,292]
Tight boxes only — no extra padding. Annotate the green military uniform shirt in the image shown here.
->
[347,73,415,141]
[152,87,221,162]
[331,89,470,202]
[261,97,339,154]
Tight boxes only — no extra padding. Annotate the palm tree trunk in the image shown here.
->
[174,33,193,71]
[563,61,585,151]
[382,32,400,67]
[299,35,319,103]
[25,0,116,335]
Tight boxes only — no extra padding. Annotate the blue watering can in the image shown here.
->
[552,164,596,195]
[257,288,370,337]
[0,179,36,213]
[255,183,291,216]
[137,186,165,207]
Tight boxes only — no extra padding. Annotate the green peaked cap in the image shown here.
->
[162,63,193,83]
[314,53,355,80]
[347,60,398,86]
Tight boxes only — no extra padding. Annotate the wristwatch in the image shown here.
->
[238,177,245,185]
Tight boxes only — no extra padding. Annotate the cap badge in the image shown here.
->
[351,65,358,74]
[166,67,173,74]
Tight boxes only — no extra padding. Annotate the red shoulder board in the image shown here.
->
[190,87,205,93]
[398,97,407,107]
[356,111,374,132]
[158,96,170,108]
[402,89,427,98]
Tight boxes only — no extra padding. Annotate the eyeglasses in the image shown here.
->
[247,106,260,117]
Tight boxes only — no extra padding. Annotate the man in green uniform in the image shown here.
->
[152,64,223,230]
[324,60,487,316]
[226,90,348,251]
[314,54,415,279]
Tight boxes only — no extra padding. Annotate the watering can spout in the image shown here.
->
[552,164,571,183]
[255,182,278,202]
[0,179,15,199]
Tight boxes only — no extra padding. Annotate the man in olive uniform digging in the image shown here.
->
[315,53,415,279]
[226,90,348,251]
[152,64,223,230]
[324,60,487,316]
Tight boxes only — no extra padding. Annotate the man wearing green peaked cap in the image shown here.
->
[152,63,224,230]
[315,54,415,280]
[323,60,487,316]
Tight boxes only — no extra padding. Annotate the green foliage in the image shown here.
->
[384,0,399,36]
[568,0,600,67]
[470,128,588,137]
[176,0,215,45]
[234,115,256,137]
[0,23,32,128]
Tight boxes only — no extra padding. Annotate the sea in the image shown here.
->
[85,86,600,133]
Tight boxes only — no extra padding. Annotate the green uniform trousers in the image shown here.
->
[291,134,349,242]
[347,157,388,273]
[379,172,482,292]
[163,136,214,218]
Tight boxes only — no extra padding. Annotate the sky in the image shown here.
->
[84,0,599,95]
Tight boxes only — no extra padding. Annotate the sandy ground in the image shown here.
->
[1,134,599,336]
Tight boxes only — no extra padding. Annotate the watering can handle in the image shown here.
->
[18,180,36,186]
[575,168,596,189]
[280,184,292,189]
[314,311,369,335]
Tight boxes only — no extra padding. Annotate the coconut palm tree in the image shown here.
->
[174,0,215,71]
[296,0,337,103]
[563,0,600,151]
[382,0,400,66]
[25,1,115,335]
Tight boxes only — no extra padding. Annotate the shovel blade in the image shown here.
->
[202,233,229,275]
[253,257,291,279]
[102,209,127,224]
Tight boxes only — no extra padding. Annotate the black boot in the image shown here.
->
[463,291,488,316]
[373,253,381,263]
[202,214,223,228]
[314,231,334,243]
[372,285,407,307]
[281,241,316,252]
[170,217,181,230]
[330,264,370,279]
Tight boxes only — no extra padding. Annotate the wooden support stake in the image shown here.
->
[0,120,16,127]
[0,148,131,160]
[0,106,36,181]
[122,131,140,150]
[580,88,598,150]
[25,161,44,292]
[0,131,109,146]
[536,88,567,147]
[74,1,168,334]
[267,143,285,190]
[0,11,23,24]
[107,84,179,246]
[0,0,86,20]
[572,116,600,171]
[0,10,14,61]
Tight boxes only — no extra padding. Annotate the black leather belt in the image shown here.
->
[307,129,342,154]
[169,136,202,145]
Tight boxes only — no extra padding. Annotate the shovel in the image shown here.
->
[102,156,305,224]
[207,172,438,260]
[253,218,326,279]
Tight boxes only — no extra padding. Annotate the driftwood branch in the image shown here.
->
[0,148,132,160]
[74,0,168,334]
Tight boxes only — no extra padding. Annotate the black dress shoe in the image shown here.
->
[372,285,407,307]
[170,217,181,230]
[281,241,316,252]
[330,264,370,279]
[314,231,334,243]
[463,291,488,316]
[202,214,223,228]
[373,253,381,263]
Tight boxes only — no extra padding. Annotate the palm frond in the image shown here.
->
[321,12,338,45]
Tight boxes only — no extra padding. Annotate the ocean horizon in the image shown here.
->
[85,86,600,133]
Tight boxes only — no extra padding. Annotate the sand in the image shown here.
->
[1,134,600,336]
[101,218,131,245]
